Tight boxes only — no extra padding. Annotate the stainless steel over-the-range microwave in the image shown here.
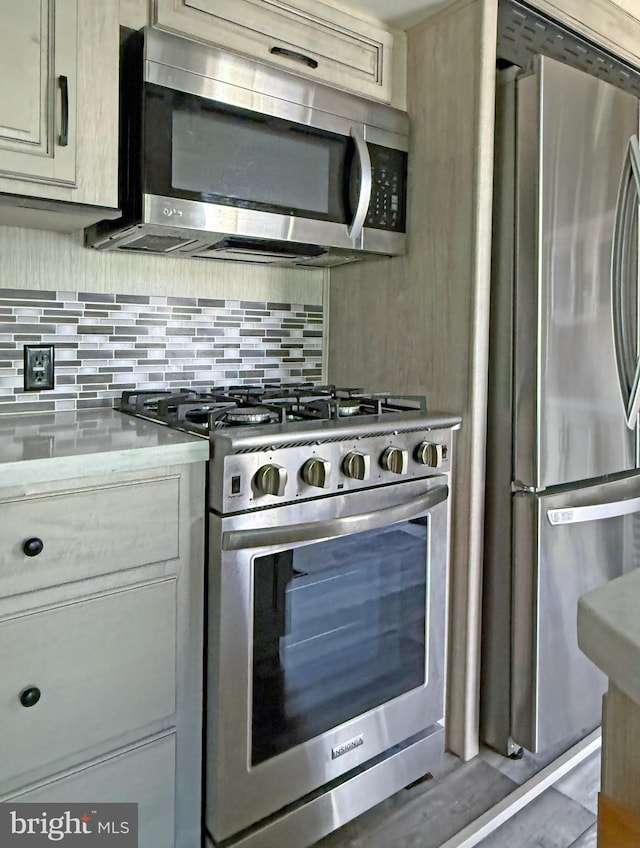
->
[85,28,409,267]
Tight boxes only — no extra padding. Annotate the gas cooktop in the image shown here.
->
[117,381,461,514]
[118,382,429,436]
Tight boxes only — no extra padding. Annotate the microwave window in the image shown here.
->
[172,108,331,214]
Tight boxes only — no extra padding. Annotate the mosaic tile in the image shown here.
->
[0,289,323,413]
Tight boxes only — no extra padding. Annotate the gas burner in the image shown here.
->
[304,397,364,419]
[224,405,278,425]
[184,406,222,424]
[336,399,362,417]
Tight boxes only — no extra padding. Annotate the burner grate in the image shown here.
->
[117,382,428,435]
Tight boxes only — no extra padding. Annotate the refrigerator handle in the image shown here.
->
[612,135,640,430]
[548,494,640,525]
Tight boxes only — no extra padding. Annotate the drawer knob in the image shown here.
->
[19,686,41,708]
[22,537,44,557]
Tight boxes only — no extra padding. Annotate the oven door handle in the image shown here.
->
[221,485,449,551]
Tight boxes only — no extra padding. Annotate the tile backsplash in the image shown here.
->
[0,288,323,414]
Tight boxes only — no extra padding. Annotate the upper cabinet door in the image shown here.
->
[152,0,395,104]
[0,0,77,185]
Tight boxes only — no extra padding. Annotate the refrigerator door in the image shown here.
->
[513,57,639,490]
[511,473,640,752]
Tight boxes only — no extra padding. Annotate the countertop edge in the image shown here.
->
[0,441,210,487]
[578,571,640,708]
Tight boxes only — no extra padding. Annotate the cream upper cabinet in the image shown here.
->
[0,0,76,185]
[152,0,397,103]
[529,0,640,67]
[0,0,120,231]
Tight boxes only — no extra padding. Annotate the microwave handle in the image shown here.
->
[347,126,373,241]
[221,485,448,552]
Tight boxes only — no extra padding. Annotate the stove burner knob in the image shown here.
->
[342,451,371,481]
[380,447,408,475]
[301,458,332,489]
[254,464,288,497]
[415,441,447,468]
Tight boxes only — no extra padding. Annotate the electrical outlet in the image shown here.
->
[24,345,55,391]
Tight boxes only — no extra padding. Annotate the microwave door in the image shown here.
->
[143,84,355,228]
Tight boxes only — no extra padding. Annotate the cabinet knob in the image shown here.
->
[19,686,41,708]
[22,537,44,557]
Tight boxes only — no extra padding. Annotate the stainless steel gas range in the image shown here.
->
[119,384,461,848]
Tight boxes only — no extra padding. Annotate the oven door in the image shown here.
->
[206,476,450,842]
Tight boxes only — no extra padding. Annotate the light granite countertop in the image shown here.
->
[578,569,640,708]
[0,407,210,486]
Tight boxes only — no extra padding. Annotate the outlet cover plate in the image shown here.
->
[24,344,55,391]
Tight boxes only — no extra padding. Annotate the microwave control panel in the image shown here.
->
[365,144,407,232]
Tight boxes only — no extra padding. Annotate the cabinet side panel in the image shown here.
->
[74,0,119,207]
[327,0,498,760]
[601,682,640,815]
[174,460,205,848]
[480,67,517,755]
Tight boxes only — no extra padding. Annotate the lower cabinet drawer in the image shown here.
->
[4,734,176,848]
[0,581,176,786]
[0,475,180,597]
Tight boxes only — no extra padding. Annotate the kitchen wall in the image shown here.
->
[326,0,496,761]
[0,226,326,414]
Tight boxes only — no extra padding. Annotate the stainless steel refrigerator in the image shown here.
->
[482,54,640,755]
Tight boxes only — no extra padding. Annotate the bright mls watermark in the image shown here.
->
[0,804,138,846]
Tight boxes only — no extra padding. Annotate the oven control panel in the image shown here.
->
[210,427,455,513]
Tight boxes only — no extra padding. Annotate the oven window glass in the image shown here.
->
[251,518,428,765]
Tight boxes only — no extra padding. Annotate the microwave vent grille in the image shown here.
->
[120,234,195,253]
[193,248,294,264]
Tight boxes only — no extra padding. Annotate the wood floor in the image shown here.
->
[312,741,601,848]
